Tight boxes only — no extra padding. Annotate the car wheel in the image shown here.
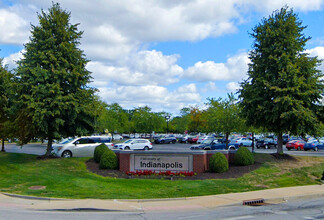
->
[287,148,291,151]
[240,143,243,147]
[315,147,318,151]
[204,147,211,150]
[144,146,149,151]
[229,147,235,151]
[125,146,130,150]
[172,140,176,144]
[61,150,72,158]
[256,146,260,149]
[161,140,164,144]
[264,145,269,149]
[297,146,301,151]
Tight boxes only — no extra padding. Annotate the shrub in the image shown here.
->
[234,147,254,166]
[94,144,108,163]
[209,152,229,173]
[99,149,118,169]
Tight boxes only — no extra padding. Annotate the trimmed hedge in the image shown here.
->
[234,147,254,166]
[94,144,108,163]
[99,149,118,170]
[209,152,229,173]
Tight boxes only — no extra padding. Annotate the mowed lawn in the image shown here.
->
[0,152,324,199]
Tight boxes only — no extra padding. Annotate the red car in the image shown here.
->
[286,140,306,151]
[188,135,199,144]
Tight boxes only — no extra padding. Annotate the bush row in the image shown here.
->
[209,147,254,173]
[94,144,118,170]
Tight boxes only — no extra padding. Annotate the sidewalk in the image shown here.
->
[1,185,324,212]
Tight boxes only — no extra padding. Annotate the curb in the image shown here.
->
[1,192,68,201]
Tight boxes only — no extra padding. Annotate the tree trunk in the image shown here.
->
[1,138,5,152]
[46,137,53,156]
[251,132,255,153]
[276,132,283,154]
[225,132,229,149]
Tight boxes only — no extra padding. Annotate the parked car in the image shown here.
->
[190,138,215,150]
[188,135,199,144]
[51,137,102,158]
[179,135,189,143]
[256,138,277,149]
[230,137,252,147]
[114,139,152,150]
[112,134,123,140]
[304,139,324,151]
[282,135,290,145]
[286,140,306,151]
[89,136,114,149]
[154,135,177,144]
[197,136,214,144]
[190,139,239,151]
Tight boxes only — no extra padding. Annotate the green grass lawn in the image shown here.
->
[0,152,323,199]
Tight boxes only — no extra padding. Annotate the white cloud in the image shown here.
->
[183,52,249,82]
[97,83,202,113]
[0,9,29,44]
[226,82,240,92]
[87,50,183,87]
[247,0,323,12]
[201,82,218,93]
[306,47,324,73]
[3,50,23,70]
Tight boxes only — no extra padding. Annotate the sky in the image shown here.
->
[1,0,324,115]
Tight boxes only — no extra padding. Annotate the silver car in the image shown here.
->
[52,137,102,158]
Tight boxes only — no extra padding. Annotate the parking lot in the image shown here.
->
[3,142,324,157]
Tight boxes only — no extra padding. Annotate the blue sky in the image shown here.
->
[1,1,324,115]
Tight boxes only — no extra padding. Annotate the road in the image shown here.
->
[3,142,324,157]
[1,196,324,219]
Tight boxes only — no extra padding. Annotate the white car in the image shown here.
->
[114,139,152,150]
[230,137,253,147]
[112,134,123,140]
[52,137,105,158]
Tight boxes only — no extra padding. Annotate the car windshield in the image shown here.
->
[59,138,74,144]
[201,139,213,144]
[124,140,133,143]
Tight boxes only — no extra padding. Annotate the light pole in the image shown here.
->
[165,115,170,134]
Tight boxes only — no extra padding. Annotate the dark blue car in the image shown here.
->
[304,139,324,151]
[154,135,177,144]
[190,139,239,150]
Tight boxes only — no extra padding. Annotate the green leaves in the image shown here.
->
[239,6,324,152]
[16,3,95,154]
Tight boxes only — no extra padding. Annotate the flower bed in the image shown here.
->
[125,170,195,177]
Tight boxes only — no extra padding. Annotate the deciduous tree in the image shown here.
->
[239,7,324,153]
[205,94,244,148]
[0,59,14,152]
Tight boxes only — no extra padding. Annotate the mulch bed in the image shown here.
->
[86,159,262,180]
[36,155,60,160]
[270,153,297,161]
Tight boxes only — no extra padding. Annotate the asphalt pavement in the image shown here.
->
[3,142,324,157]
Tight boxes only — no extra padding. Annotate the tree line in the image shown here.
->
[0,4,323,156]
